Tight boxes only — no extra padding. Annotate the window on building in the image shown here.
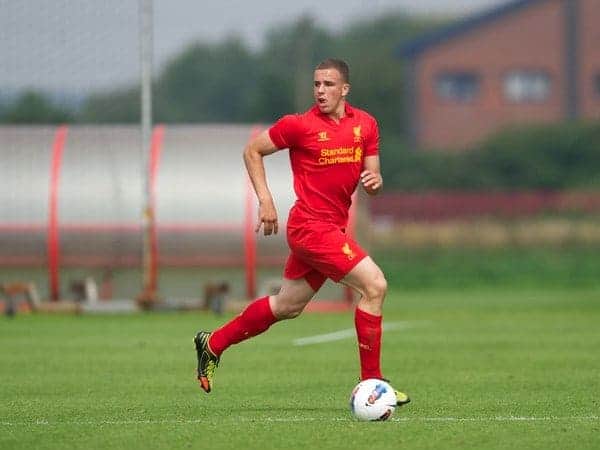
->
[503,70,551,103]
[435,72,480,102]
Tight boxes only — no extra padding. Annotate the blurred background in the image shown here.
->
[1,0,599,313]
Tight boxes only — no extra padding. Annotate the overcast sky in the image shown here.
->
[0,0,509,93]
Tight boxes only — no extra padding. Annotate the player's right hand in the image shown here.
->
[256,201,278,236]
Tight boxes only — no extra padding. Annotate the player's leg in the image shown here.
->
[341,256,387,380]
[287,222,386,380]
[341,257,410,406]
[208,277,315,355]
[286,222,410,405]
[195,276,317,393]
[341,256,387,316]
[207,254,320,356]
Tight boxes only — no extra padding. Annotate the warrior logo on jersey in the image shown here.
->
[317,131,330,142]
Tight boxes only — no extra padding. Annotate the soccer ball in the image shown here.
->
[349,379,397,421]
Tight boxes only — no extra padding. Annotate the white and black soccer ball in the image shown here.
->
[349,379,397,421]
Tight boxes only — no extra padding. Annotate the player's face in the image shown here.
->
[313,68,350,118]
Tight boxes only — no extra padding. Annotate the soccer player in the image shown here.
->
[194,58,409,406]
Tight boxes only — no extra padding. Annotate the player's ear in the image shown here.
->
[342,83,350,97]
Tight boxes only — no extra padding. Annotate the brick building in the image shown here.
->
[402,0,600,151]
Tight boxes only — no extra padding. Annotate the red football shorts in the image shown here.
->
[284,220,368,291]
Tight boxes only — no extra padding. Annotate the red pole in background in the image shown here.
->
[244,127,262,300]
[140,124,164,305]
[47,125,68,302]
[244,176,257,299]
[149,124,164,293]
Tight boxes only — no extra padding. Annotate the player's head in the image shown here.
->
[313,58,350,116]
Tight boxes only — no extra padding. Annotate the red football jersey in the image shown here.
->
[269,103,379,227]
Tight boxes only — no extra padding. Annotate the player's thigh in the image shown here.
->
[340,256,387,299]
[270,277,316,318]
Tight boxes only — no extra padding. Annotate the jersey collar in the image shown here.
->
[311,102,355,121]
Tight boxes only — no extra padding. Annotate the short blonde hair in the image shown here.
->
[315,58,350,83]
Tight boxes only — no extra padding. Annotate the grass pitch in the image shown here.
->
[1,287,599,450]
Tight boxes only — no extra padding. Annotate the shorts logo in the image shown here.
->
[317,131,330,142]
[342,242,356,260]
[353,126,362,143]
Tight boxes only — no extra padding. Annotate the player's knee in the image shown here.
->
[273,301,304,320]
[271,294,306,320]
[366,272,387,302]
[282,306,303,319]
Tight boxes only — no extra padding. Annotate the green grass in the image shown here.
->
[1,287,599,450]
[375,246,600,290]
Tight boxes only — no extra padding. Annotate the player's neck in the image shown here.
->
[328,101,346,124]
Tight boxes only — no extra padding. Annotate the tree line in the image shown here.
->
[2,13,598,190]
[382,121,600,190]
[0,14,433,134]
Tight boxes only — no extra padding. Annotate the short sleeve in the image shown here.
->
[268,114,302,149]
[364,115,379,157]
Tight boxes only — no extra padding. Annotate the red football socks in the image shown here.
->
[354,307,383,380]
[208,296,278,357]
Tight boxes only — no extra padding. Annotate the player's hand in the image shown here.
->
[256,200,279,236]
[360,170,383,195]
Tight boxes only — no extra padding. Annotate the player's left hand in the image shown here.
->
[360,170,383,195]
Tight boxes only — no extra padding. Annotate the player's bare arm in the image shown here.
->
[243,130,280,235]
[360,155,383,195]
